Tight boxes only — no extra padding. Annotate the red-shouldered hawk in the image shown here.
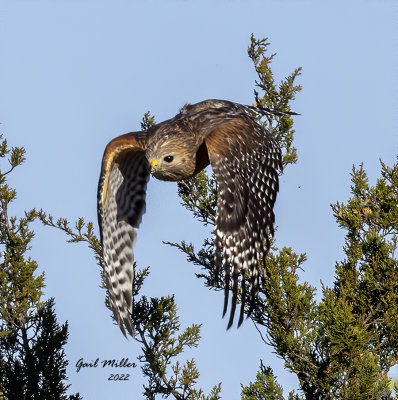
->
[98,99,285,338]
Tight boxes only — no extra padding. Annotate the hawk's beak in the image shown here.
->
[150,159,161,174]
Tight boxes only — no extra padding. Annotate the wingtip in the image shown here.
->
[247,303,255,320]
[227,296,237,330]
[237,290,246,328]
[226,314,234,330]
[122,313,136,339]
[112,300,136,339]
[237,310,244,328]
[222,293,229,318]
[117,321,128,339]
[222,267,230,318]
[118,320,135,340]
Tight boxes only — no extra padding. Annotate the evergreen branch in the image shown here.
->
[170,35,398,399]
[37,211,103,268]
[132,289,218,400]
[0,136,82,399]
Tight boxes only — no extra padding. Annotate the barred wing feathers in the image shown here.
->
[205,118,282,328]
[97,132,150,338]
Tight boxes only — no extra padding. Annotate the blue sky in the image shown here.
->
[1,1,398,398]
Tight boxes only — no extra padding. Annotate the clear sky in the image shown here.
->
[1,1,398,399]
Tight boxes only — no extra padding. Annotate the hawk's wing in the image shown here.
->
[205,118,282,328]
[97,132,150,338]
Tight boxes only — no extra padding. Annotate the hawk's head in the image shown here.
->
[146,133,198,181]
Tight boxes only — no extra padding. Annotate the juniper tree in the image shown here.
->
[39,35,398,399]
[170,38,398,399]
[0,137,82,399]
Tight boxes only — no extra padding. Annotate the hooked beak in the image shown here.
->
[150,159,160,174]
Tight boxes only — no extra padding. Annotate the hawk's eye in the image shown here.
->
[163,155,174,163]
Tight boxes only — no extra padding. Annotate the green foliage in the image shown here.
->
[50,34,303,399]
[170,35,304,300]
[41,117,220,398]
[0,300,82,400]
[177,171,217,227]
[241,362,301,400]
[133,268,221,400]
[323,159,398,399]
[141,111,157,131]
[42,217,222,399]
[0,136,81,399]
[247,34,302,168]
[241,363,284,400]
[0,137,44,336]
[36,34,398,400]
[173,157,398,399]
[38,213,104,281]
[167,37,398,399]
